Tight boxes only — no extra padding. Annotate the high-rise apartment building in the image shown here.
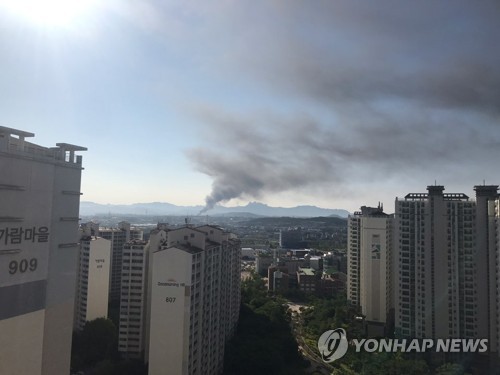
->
[0,126,86,375]
[98,222,143,302]
[347,214,361,307]
[348,185,500,356]
[148,224,241,375]
[197,224,241,343]
[74,223,111,331]
[493,195,500,354]
[348,205,393,335]
[115,223,241,373]
[118,238,149,358]
[394,185,500,347]
[474,185,499,353]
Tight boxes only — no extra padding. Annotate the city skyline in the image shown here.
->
[1,1,499,213]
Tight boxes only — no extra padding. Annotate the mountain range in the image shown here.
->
[80,201,350,218]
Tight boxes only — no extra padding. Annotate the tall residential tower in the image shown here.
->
[394,185,500,349]
[148,224,241,375]
[98,222,143,303]
[74,223,111,331]
[0,126,86,375]
[348,204,394,336]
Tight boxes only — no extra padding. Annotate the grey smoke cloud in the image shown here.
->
[182,1,500,211]
[189,107,500,212]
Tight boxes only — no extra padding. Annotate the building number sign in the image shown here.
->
[1,226,49,277]
[9,258,38,275]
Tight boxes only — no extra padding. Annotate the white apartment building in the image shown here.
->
[98,222,143,302]
[198,225,241,343]
[148,225,241,375]
[348,205,393,335]
[394,185,500,346]
[118,239,149,358]
[348,185,500,356]
[0,126,86,375]
[74,223,111,331]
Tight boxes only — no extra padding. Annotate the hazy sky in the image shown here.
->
[1,1,499,213]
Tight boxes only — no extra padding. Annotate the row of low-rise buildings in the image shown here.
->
[348,185,500,353]
[262,252,347,296]
[0,127,241,375]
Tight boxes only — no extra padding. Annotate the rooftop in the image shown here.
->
[298,268,315,276]
[353,203,389,217]
[159,243,204,255]
[403,192,470,201]
[0,126,86,166]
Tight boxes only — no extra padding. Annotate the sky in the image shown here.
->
[1,1,499,213]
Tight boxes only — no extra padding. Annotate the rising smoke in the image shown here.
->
[185,1,500,213]
[190,107,500,214]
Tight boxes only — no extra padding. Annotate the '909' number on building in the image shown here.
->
[165,297,176,303]
[9,258,38,275]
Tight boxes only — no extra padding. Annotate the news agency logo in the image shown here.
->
[317,328,349,363]
[317,329,489,363]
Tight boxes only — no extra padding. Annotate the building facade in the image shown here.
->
[74,223,111,331]
[394,185,500,351]
[0,126,86,375]
[268,265,290,292]
[98,222,143,303]
[297,268,317,293]
[347,205,394,336]
[255,253,273,276]
[494,196,500,354]
[474,185,499,353]
[395,186,475,339]
[118,239,150,358]
[148,225,241,375]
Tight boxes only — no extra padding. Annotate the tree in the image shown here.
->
[72,318,118,371]
[224,274,308,375]
[435,363,469,375]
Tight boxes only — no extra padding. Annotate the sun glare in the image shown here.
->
[0,0,96,28]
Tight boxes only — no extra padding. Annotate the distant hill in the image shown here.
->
[80,201,350,218]
[213,202,350,218]
[241,216,347,227]
[211,212,265,218]
[79,201,204,216]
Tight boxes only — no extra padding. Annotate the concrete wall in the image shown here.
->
[149,247,193,375]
